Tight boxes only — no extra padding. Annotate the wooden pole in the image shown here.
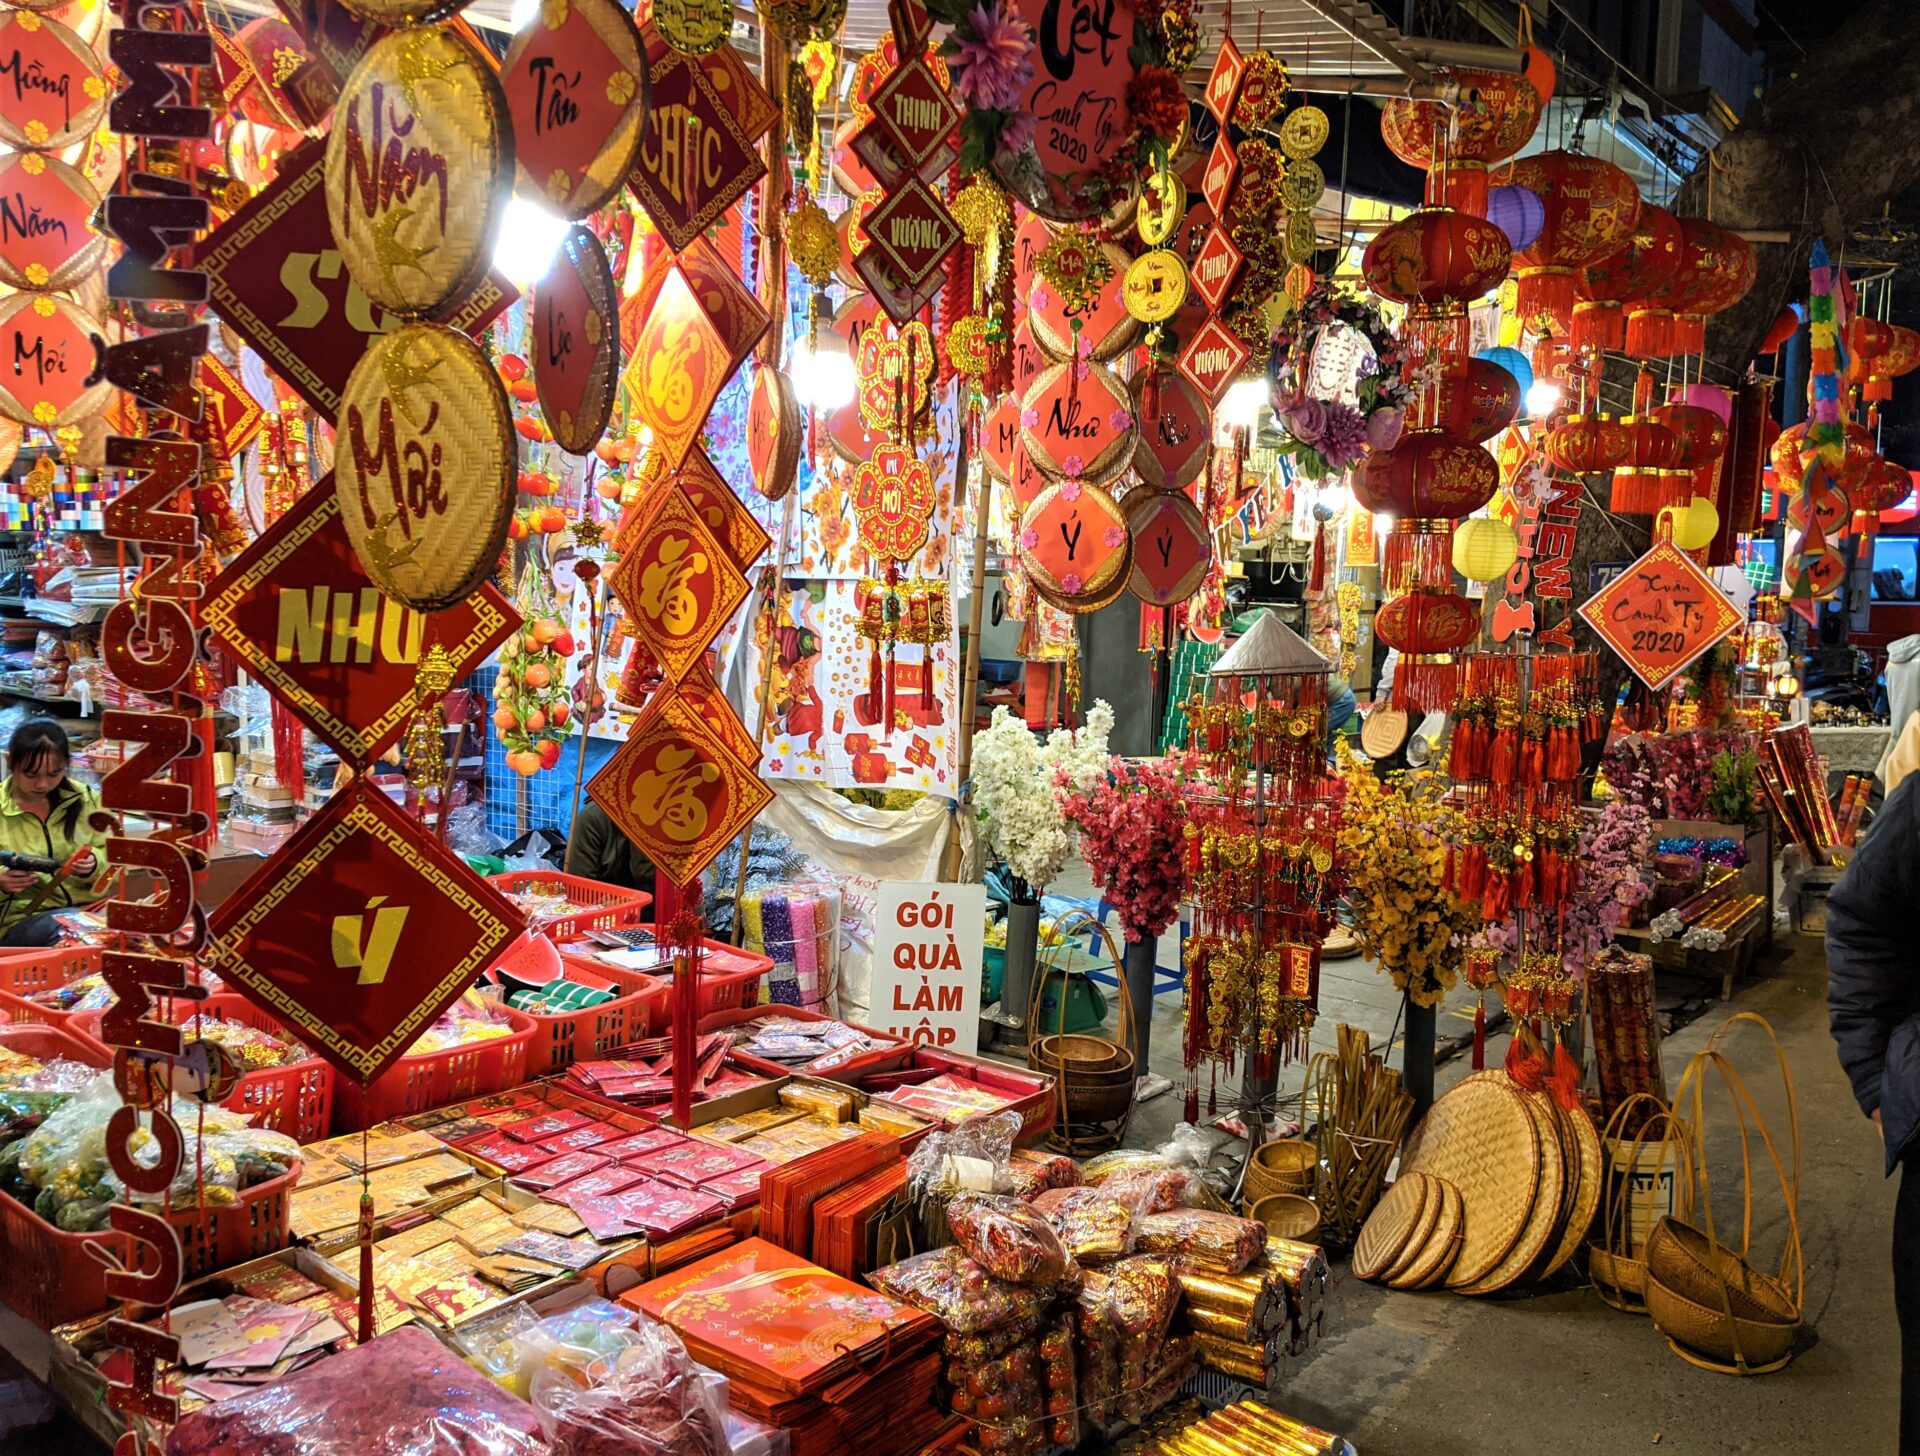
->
[565,576,603,840]
[943,431,989,882]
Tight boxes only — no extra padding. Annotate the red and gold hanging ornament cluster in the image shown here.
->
[1180,619,1346,1114]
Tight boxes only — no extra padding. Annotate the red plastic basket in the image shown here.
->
[481,962,671,1078]
[0,1025,299,1330]
[331,1006,539,1133]
[558,939,772,1035]
[698,1003,913,1082]
[0,945,105,1027]
[71,994,335,1144]
[488,871,652,941]
[851,1047,1056,1146]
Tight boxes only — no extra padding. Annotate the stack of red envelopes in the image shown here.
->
[627,1238,949,1456]
[810,1160,910,1279]
[562,1034,765,1105]
[759,1132,898,1258]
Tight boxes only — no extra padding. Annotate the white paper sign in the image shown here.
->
[870,881,987,1054]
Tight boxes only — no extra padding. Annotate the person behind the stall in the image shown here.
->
[0,719,109,946]
[566,799,657,895]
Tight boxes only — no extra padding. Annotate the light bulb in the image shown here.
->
[1374,512,1395,536]
[508,0,540,29]
[790,341,855,410]
[1220,378,1267,429]
[493,196,570,285]
[1525,380,1563,418]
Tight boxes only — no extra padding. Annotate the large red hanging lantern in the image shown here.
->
[1542,413,1633,475]
[1854,456,1912,534]
[1375,590,1480,653]
[1379,51,1554,217]
[1609,415,1680,514]
[1353,429,1501,519]
[1362,208,1512,364]
[1431,355,1521,442]
[1649,400,1730,513]
[1573,203,1682,356]
[1660,218,1756,357]
[1851,319,1920,406]
[1507,150,1642,332]
[1771,419,1879,494]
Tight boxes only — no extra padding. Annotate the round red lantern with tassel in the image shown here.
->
[1379,51,1553,217]
[1353,429,1501,519]
[1432,355,1522,443]
[1507,150,1642,332]
[1851,319,1918,407]
[1660,218,1756,357]
[1541,414,1633,475]
[1609,415,1680,514]
[1856,457,1913,533]
[1361,210,1512,360]
[1771,419,1879,494]
[1649,402,1728,470]
[1573,203,1682,356]
[1376,590,1480,653]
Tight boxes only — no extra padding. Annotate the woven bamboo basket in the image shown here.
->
[1029,911,1136,1154]
[1590,1092,1695,1314]
[1644,1012,1802,1376]
[1245,1138,1318,1201]
[1247,1192,1321,1245]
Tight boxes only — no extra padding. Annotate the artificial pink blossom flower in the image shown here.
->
[951,3,1034,111]
[1063,454,1085,477]
[1061,572,1084,594]
[1021,407,1040,429]
[1019,527,1039,549]
[1061,478,1083,501]
[1103,525,1127,548]
[1032,286,1052,310]
[1108,408,1132,431]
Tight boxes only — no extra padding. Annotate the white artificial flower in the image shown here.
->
[971,700,1113,893]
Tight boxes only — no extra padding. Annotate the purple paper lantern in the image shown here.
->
[1487,185,1545,253]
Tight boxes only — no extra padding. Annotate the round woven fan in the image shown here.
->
[0,14,106,151]
[1021,480,1131,614]
[0,294,111,429]
[1129,369,1211,492]
[1352,1172,1429,1282]
[1395,1175,1465,1290]
[0,153,103,293]
[1125,488,1210,608]
[501,0,649,218]
[1541,1098,1603,1280]
[1401,1070,1541,1290]
[1453,1087,1566,1295]
[748,366,801,502]
[1381,1173,1444,1284]
[1020,360,1136,484]
[326,27,511,318]
[533,226,619,455]
[1028,236,1139,363]
[334,322,515,612]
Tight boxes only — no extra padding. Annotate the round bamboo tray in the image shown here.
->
[1031,1033,1128,1075]
[1350,1174,1426,1282]
[1248,1193,1321,1246]
[1245,1138,1318,1201]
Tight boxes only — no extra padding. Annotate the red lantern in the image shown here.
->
[1542,414,1632,475]
[1353,430,1500,519]
[1649,402,1728,470]
[1657,218,1756,356]
[1608,416,1680,514]
[1771,419,1878,494]
[1432,356,1521,442]
[1362,210,1511,363]
[1508,151,1642,332]
[1379,53,1552,217]
[1573,204,1682,356]
[1376,590,1480,653]
[1856,458,1913,533]
[1760,306,1800,357]
[1851,318,1910,405]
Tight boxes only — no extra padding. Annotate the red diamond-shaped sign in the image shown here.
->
[588,686,774,886]
[852,56,959,190]
[626,240,769,472]
[207,780,523,1085]
[1190,224,1246,312]
[203,478,520,767]
[1204,36,1245,124]
[860,176,960,291]
[610,485,751,685]
[625,48,764,254]
[1578,539,1743,690]
[1201,135,1240,221]
[1178,315,1253,404]
[623,445,770,574]
[853,242,949,326]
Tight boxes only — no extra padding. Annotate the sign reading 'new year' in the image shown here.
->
[1576,539,1742,691]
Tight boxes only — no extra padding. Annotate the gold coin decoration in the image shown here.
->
[788,199,839,283]
[951,178,1010,246]
[334,323,516,612]
[945,314,990,379]
[1138,160,1185,247]
[1122,251,1188,324]
[1285,212,1319,265]
[326,27,512,319]
[1280,105,1330,159]
[655,0,730,54]
[1282,158,1326,210]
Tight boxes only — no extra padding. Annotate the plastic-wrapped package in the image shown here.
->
[0,1045,97,1093]
[1039,1316,1078,1448]
[1131,1209,1267,1273]
[527,1305,728,1456]
[165,1326,550,1456]
[1029,1187,1138,1263]
[946,1338,1044,1456]
[1118,1331,1195,1424]
[868,1246,1054,1334]
[1001,1148,1078,1201]
[1080,1150,1167,1185]
[941,1311,1046,1364]
[946,1192,1072,1287]
[905,1110,1023,1248]
[1075,1256,1179,1426]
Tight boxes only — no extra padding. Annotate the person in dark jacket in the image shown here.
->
[1829,774,1920,1449]
[565,800,656,895]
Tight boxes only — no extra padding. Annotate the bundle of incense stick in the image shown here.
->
[1175,1239,1329,1360]
[1144,1399,1345,1456]
[1310,1024,1413,1248]
[1263,1239,1331,1353]
[1586,946,1665,1120]
[1835,773,1873,845]
[1760,723,1841,856]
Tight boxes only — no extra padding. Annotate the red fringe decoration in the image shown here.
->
[1514,266,1577,333]
[271,700,305,804]
[1609,468,1664,515]
[1389,655,1460,714]
[1308,521,1327,594]
[1625,307,1674,358]
[1548,1043,1582,1110]
[1383,525,1453,596]
[1472,998,1487,1071]
[1570,300,1624,356]
[1655,470,1696,514]
[1671,314,1706,356]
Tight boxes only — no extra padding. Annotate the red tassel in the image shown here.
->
[1626,307,1675,358]
[1488,726,1517,787]
[1548,1043,1582,1110]
[1308,521,1328,594]
[271,700,305,803]
[1505,1032,1545,1090]
[1570,299,1624,355]
[1512,860,1533,910]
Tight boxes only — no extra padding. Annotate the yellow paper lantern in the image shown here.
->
[1450,516,1519,582]
[1661,496,1720,551]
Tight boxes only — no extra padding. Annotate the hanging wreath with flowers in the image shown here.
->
[931,0,1191,218]
[1265,278,1412,480]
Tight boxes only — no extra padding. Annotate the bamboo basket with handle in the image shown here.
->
[1026,909,1136,1154]
[1644,1012,1803,1375]
[1590,1092,1696,1313]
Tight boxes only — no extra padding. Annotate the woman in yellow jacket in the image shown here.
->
[0,719,108,946]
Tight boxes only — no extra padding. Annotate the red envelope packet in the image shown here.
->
[542,1123,621,1153]
[549,1164,647,1203]
[500,1111,593,1143]
[640,1138,765,1185]
[515,1150,611,1191]
[699,1163,767,1209]
[462,1135,559,1175]
[601,1129,687,1164]
[616,1178,725,1238]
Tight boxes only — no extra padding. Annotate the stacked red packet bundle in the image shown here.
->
[877,1072,1019,1126]
[760,1132,900,1258]
[561,1033,755,1106]
[810,1160,910,1280]
[626,1238,950,1456]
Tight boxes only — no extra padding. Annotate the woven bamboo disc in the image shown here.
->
[1455,1088,1566,1295]
[1542,1099,1603,1280]
[334,322,516,612]
[1401,1070,1541,1289]
[1397,1176,1465,1290]
[326,26,511,318]
[1380,1173,1443,1284]
[1352,1171,1428,1282]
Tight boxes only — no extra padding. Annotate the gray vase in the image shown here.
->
[1000,895,1041,1037]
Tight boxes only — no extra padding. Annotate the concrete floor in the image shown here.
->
[1000,875,1899,1455]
